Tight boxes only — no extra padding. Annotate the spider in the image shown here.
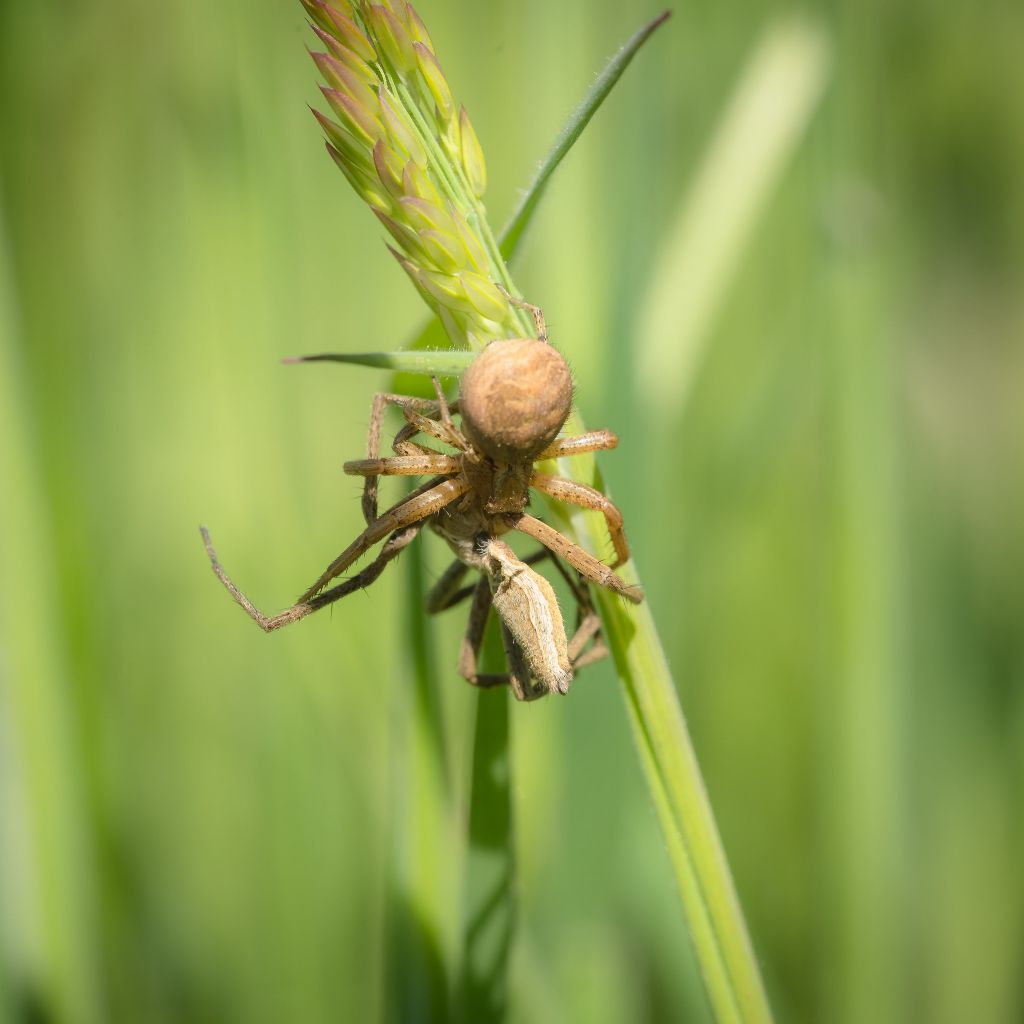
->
[201,298,642,700]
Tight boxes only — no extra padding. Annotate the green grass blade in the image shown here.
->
[560,425,774,1023]
[635,16,830,413]
[599,593,773,1024]
[457,660,514,1023]
[0,195,103,1024]
[284,350,476,377]
[498,11,671,260]
[384,539,456,1023]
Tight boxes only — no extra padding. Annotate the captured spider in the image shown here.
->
[201,299,642,700]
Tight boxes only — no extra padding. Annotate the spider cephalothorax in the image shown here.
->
[202,299,641,700]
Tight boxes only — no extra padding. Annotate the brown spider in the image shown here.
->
[201,299,642,700]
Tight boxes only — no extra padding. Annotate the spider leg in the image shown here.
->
[431,375,459,437]
[424,559,472,613]
[456,578,507,690]
[201,521,422,632]
[400,404,468,452]
[344,453,460,477]
[299,476,469,601]
[564,587,607,669]
[510,513,643,604]
[496,285,548,344]
[535,549,608,672]
[536,429,619,460]
[529,471,630,567]
[362,391,450,523]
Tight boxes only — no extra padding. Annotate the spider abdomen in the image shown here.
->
[459,338,573,460]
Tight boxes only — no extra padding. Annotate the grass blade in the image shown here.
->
[600,593,773,1023]
[499,11,672,260]
[561,426,774,1023]
[0,194,103,1024]
[635,16,830,413]
[284,349,475,377]
[384,538,456,1023]
[457,679,514,1023]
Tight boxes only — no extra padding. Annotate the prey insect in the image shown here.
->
[201,297,642,700]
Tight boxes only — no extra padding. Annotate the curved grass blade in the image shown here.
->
[283,349,475,377]
[498,10,671,260]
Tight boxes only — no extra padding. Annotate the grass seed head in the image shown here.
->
[304,0,526,347]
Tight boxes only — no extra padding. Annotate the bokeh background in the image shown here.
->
[2,1,1023,1022]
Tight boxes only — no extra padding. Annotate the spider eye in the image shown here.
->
[459,338,573,460]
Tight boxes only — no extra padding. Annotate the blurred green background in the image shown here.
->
[2,1,1023,1022]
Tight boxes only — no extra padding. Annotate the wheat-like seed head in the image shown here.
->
[302,0,527,350]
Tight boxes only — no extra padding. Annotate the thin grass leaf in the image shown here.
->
[600,593,773,1023]
[498,10,671,260]
[283,349,476,376]
[457,671,514,1023]
[384,539,454,1023]
[635,16,829,414]
[0,199,103,1024]
[556,417,775,1023]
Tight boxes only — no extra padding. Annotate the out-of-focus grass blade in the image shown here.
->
[827,228,907,1024]
[457,678,515,1023]
[499,11,672,260]
[636,16,830,415]
[284,350,475,377]
[384,540,457,1024]
[0,197,103,1023]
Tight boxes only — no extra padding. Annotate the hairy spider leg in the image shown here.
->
[457,577,519,690]
[429,374,467,449]
[511,513,643,604]
[424,558,472,613]
[529,471,630,568]
[299,476,470,601]
[398,404,468,453]
[496,285,549,344]
[344,453,460,478]
[536,429,619,460]
[362,391,457,523]
[201,521,423,632]
[537,549,608,669]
